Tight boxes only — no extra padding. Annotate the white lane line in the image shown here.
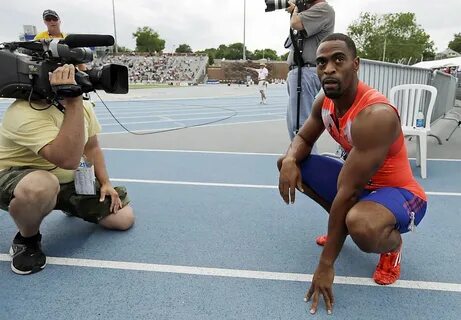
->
[102,148,282,156]
[110,178,461,196]
[96,108,280,121]
[100,112,284,127]
[425,192,461,196]
[112,179,275,189]
[100,148,461,163]
[99,118,285,135]
[0,254,459,292]
[95,104,284,117]
[93,94,265,102]
[408,158,461,162]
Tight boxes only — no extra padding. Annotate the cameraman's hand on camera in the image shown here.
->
[49,64,77,86]
[49,64,82,104]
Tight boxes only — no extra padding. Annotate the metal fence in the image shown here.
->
[359,59,457,123]
[359,59,432,98]
[430,71,458,121]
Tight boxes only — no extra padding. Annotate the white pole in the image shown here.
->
[112,0,118,53]
[243,0,246,60]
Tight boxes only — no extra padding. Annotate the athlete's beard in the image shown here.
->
[322,83,343,99]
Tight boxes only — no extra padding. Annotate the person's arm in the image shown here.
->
[306,104,401,314]
[289,4,304,30]
[84,135,122,212]
[278,93,326,204]
[292,2,331,35]
[285,93,325,160]
[244,67,258,73]
[38,65,85,169]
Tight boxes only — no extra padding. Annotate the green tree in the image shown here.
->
[348,12,435,63]
[215,43,253,60]
[253,49,279,61]
[132,26,165,53]
[196,48,217,65]
[448,33,461,54]
[176,44,193,53]
[280,52,289,61]
[117,46,132,53]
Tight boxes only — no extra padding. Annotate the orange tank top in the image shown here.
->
[321,81,427,201]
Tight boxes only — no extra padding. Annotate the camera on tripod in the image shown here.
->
[265,0,311,13]
[0,34,128,101]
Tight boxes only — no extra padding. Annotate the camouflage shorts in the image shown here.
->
[0,167,130,224]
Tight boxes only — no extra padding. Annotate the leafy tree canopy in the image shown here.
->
[176,44,193,53]
[132,26,165,53]
[348,12,435,63]
[448,33,461,54]
[253,49,279,61]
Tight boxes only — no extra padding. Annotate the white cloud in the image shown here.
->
[0,0,459,54]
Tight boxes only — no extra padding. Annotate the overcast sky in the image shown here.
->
[0,0,459,55]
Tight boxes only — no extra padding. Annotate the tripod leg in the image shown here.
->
[446,121,461,141]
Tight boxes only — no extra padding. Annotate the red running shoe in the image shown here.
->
[315,234,327,246]
[373,244,402,285]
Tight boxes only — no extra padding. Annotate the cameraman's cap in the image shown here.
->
[43,9,59,20]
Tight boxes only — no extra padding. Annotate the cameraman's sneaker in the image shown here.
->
[9,232,46,275]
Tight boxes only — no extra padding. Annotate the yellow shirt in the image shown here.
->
[34,31,67,40]
[0,100,101,183]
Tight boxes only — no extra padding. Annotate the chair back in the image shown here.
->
[389,84,437,130]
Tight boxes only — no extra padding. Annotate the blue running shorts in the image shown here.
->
[300,155,427,233]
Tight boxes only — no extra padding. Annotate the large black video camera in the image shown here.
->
[265,0,311,12]
[0,34,128,101]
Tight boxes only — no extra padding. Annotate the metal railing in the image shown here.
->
[430,71,458,121]
[359,59,432,97]
[359,59,457,124]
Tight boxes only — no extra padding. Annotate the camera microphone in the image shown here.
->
[60,34,115,48]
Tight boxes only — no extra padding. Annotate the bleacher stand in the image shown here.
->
[92,53,208,85]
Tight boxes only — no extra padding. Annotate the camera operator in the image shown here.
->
[285,0,335,144]
[0,64,135,275]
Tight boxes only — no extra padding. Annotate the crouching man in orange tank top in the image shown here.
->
[277,33,427,315]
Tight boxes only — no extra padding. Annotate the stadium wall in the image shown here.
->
[206,61,289,82]
[207,67,225,81]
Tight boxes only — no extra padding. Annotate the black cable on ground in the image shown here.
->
[94,91,238,135]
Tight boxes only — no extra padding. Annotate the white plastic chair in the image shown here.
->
[389,84,437,179]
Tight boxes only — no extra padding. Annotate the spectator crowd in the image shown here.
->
[92,53,208,85]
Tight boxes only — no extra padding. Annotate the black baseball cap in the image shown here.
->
[43,9,59,20]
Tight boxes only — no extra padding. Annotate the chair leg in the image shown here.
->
[420,134,427,179]
[415,135,421,167]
